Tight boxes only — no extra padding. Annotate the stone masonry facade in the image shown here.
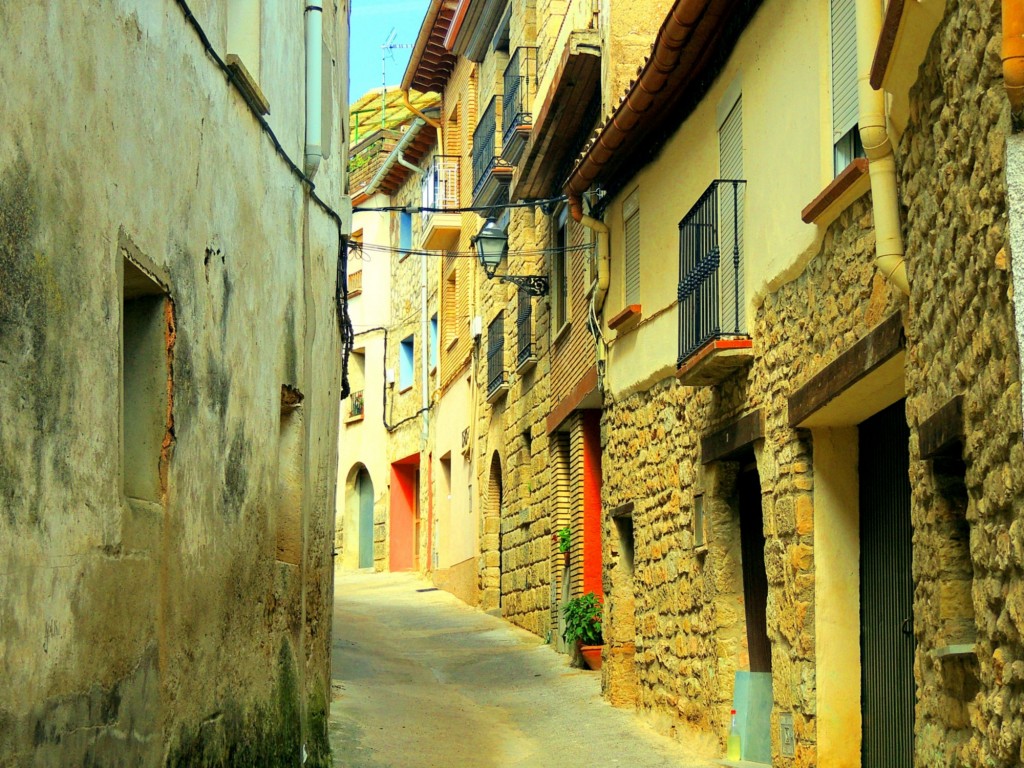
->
[600,1,1024,765]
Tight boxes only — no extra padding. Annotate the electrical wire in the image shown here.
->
[349,241,595,261]
[353,194,567,215]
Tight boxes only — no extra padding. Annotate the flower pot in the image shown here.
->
[579,643,603,671]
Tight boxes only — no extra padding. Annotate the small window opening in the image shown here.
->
[122,258,171,503]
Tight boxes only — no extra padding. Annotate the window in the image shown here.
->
[399,211,412,256]
[486,314,506,399]
[399,335,414,390]
[348,350,365,419]
[122,255,171,503]
[443,266,458,349]
[429,314,438,370]
[226,0,269,114]
[277,390,304,565]
[623,189,640,305]
[718,93,745,334]
[831,0,864,175]
[552,208,569,334]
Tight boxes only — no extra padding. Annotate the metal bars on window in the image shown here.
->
[676,180,746,368]
[487,314,506,397]
[473,97,500,196]
[422,155,460,220]
[502,47,537,146]
[516,290,534,367]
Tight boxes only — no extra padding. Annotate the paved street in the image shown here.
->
[328,570,713,768]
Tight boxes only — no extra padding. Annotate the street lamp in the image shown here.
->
[473,217,549,296]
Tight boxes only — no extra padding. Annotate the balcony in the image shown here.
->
[420,155,461,250]
[676,180,753,386]
[346,389,364,421]
[516,290,536,372]
[502,47,537,165]
[472,96,513,209]
[486,314,508,403]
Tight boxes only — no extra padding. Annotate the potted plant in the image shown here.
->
[553,527,571,565]
[562,592,604,670]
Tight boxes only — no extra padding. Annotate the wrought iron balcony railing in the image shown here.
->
[348,389,364,419]
[516,290,535,368]
[421,155,460,220]
[487,314,507,398]
[676,179,747,367]
[472,97,507,198]
[502,47,538,147]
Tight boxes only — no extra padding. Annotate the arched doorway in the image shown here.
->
[342,464,375,570]
[482,452,503,611]
[356,468,374,569]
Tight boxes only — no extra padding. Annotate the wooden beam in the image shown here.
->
[919,395,964,459]
[609,502,634,519]
[701,410,765,464]
[788,312,905,428]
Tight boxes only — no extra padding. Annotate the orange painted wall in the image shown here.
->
[390,460,417,571]
[582,410,603,599]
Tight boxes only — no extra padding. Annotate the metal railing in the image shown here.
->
[472,97,500,195]
[421,155,460,223]
[516,290,534,367]
[502,47,538,146]
[487,314,506,397]
[348,389,364,419]
[676,179,746,367]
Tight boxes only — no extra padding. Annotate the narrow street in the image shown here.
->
[328,571,712,768]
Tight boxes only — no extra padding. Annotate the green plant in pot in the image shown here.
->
[562,592,604,670]
[556,527,571,554]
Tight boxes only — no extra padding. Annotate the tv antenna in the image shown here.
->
[381,28,414,128]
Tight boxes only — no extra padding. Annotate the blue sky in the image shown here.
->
[349,0,431,103]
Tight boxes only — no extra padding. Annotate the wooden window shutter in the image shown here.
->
[718,96,744,334]
[831,0,859,143]
[623,190,640,305]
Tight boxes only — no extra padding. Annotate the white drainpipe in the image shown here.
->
[304,4,323,179]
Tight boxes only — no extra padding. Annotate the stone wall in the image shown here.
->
[491,207,557,635]
[901,2,1023,765]
[0,3,347,765]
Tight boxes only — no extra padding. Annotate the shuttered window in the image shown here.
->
[623,190,640,305]
[718,95,744,334]
[831,0,860,174]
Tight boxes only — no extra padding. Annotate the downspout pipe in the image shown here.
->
[859,0,909,294]
[1004,0,1024,121]
[304,4,323,179]
[365,117,425,194]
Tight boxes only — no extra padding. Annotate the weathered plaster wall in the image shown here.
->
[337,197,392,566]
[0,2,346,765]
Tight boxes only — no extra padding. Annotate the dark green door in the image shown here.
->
[859,400,915,767]
[358,469,374,569]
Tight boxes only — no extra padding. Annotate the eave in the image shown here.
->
[511,32,602,201]
[402,0,459,94]
[565,0,763,202]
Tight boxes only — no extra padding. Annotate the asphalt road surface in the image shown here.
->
[329,570,714,768]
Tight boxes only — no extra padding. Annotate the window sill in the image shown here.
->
[398,385,412,394]
[801,158,870,227]
[225,54,270,116]
[608,304,642,334]
[446,335,460,352]
[344,412,365,424]
[552,321,571,346]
